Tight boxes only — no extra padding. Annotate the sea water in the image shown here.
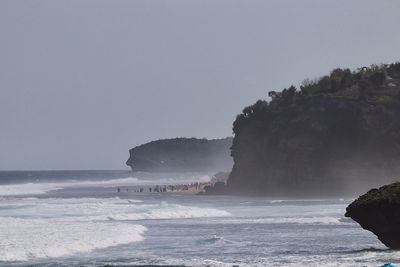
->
[0,170,398,267]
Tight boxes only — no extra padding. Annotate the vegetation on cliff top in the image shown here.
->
[234,62,400,134]
[221,62,400,196]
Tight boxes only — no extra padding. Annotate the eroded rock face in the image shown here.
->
[224,63,400,197]
[345,182,400,249]
[211,63,400,197]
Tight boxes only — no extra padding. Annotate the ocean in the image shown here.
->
[0,170,398,267]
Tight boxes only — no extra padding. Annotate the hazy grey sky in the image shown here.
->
[1,0,399,170]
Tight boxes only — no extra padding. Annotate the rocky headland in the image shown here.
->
[126,137,233,173]
[204,62,400,196]
[345,182,400,249]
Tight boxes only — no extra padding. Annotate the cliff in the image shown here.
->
[207,63,400,196]
[126,137,233,173]
[345,182,400,249]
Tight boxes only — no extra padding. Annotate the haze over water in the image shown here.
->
[0,171,396,266]
[2,1,400,266]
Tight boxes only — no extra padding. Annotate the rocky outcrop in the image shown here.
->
[210,171,230,184]
[204,63,400,196]
[199,172,230,195]
[201,181,227,195]
[345,182,400,249]
[126,137,233,173]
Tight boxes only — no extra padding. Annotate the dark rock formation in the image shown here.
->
[210,171,230,184]
[201,182,228,195]
[345,182,400,249]
[199,172,230,195]
[126,137,233,173]
[209,63,400,196]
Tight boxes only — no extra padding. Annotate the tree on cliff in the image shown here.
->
[217,62,400,197]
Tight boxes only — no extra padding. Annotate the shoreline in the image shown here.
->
[114,182,211,194]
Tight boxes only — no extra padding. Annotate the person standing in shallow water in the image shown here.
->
[117,187,120,193]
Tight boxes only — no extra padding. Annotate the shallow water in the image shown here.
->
[0,171,398,267]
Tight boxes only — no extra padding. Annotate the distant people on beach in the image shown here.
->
[116,182,210,194]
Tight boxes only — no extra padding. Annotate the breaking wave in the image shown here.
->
[0,217,146,261]
[0,177,139,196]
[0,197,230,221]
[0,197,230,262]
[210,216,354,225]
[0,174,211,197]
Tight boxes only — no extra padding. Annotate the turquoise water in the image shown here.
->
[0,171,398,267]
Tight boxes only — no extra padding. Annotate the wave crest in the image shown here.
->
[0,217,146,261]
[0,177,139,196]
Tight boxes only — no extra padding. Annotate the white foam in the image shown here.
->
[0,174,212,197]
[128,174,211,185]
[79,177,139,186]
[211,216,352,225]
[0,217,146,261]
[104,203,231,221]
[269,200,285,203]
[0,177,139,196]
[0,197,231,261]
[0,197,230,221]
[0,183,63,196]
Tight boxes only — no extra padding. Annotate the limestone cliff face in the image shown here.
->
[126,137,233,173]
[223,63,400,196]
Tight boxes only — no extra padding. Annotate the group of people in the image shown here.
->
[116,182,209,194]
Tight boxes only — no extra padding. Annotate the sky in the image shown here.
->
[1,0,400,170]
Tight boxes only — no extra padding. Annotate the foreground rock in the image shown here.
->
[345,182,400,249]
